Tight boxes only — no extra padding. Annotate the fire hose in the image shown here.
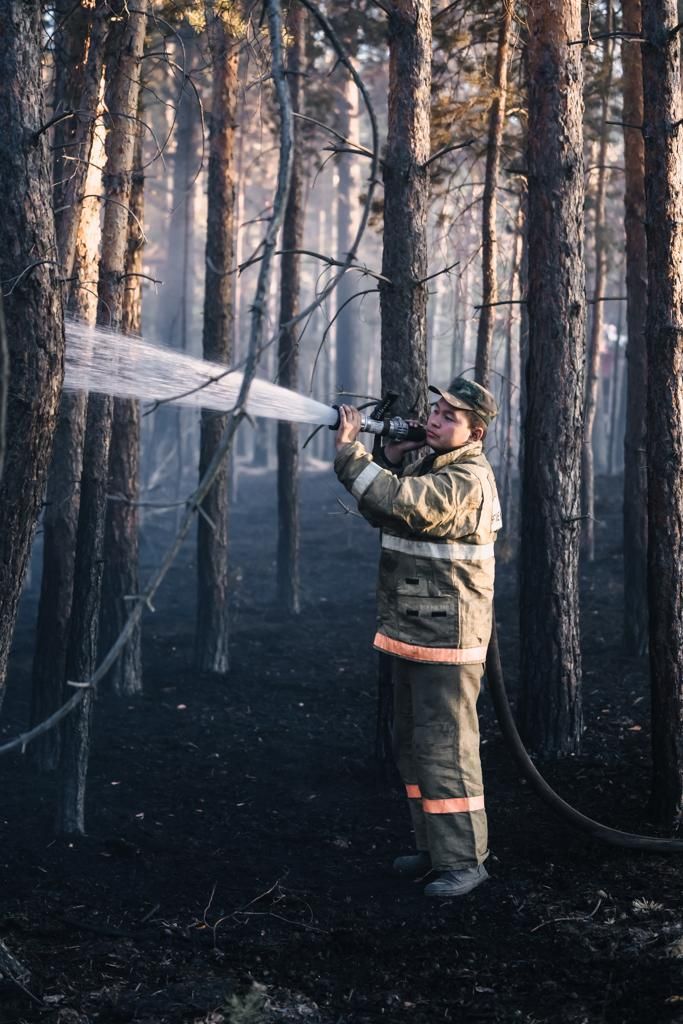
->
[486,618,683,852]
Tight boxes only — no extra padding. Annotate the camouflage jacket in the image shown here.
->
[334,439,501,664]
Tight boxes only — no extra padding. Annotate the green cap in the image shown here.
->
[428,377,498,426]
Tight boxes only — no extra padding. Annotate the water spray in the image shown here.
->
[63,318,426,443]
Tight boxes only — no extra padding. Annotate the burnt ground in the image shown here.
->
[0,468,681,1024]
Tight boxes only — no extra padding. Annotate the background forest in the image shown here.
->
[0,0,682,1022]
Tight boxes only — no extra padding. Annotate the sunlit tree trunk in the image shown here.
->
[641,0,683,828]
[100,113,145,695]
[475,1,514,389]
[196,8,239,673]
[335,73,362,398]
[581,25,614,561]
[0,1,64,705]
[277,4,306,615]
[58,3,147,834]
[621,0,649,656]
[31,101,106,771]
[519,0,585,757]
[379,0,431,418]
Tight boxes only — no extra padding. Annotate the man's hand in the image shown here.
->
[336,404,362,449]
[383,421,424,465]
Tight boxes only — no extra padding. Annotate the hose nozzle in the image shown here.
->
[329,406,426,444]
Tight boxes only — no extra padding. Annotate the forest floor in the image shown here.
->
[0,467,681,1024]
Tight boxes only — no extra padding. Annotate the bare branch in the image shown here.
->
[310,289,378,389]
[425,138,476,168]
[568,31,644,46]
[415,260,459,286]
[294,111,377,162]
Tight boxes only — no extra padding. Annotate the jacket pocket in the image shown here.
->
[396,594,459,647]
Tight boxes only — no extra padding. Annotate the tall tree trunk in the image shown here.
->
[379,0,431,418]
[376,0,431,765]
[195,8,238,674]
[31,102,106,771]
[475,1,514,389]
[52,1,109,285]
[500,202,524,544]
[99,114,145,696]
[335,73,362,398]
[58,3,147,834]
[277,4,305,615]
[641,0,683,828]
[621,0,649,656]
[0,2,64,705]
[519,0,586,757]
[581,24,614,562]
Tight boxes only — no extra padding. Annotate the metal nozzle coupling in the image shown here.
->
[329,406,426,444]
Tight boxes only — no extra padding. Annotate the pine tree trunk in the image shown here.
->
[475,2,514,389]
[519,0,586,757]
[0,2,65,705]
[581,27,614,562]
[641,0,683,828]
[621,0,649,656]
[100,116,144,696]
[52,1,109,285]
[335,73,362,398]
[376,0,431,764]
[196,9,238,674]
[58,3,147,834]
[277,4,305,616]
[379,0,431,418]
[31,19,109,770]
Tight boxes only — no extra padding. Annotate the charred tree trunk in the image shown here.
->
[622,0,649,656]
[0,2,64,704]
[195,9,238,674]
[0,294,7,482]
[100,116,144,695]
[31,15,108,770]
[379,0,431,419]
[277,4,305,615]
[475,2,514,389]
[641,0,683,828]
[58,3,147,834]
[581,26,614,562]
[519,0,586,757]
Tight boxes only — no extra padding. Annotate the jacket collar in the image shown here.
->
[430,440,484,471]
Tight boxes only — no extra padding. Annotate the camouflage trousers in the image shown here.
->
[392,657,489,870]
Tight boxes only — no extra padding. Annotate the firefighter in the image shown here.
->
[334,378,500,897]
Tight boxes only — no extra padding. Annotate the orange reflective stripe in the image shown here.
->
[422,795,485,814]
[373,632,488,665]
[405,783,422,799]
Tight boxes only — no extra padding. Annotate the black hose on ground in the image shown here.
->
[485,617,683,853]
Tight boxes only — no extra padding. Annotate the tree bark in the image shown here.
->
[99,114,144,696]
[474,2,514,390]
[581,24,614,562]
[335,73,362,399]
[641,0,683,828]
[0,2,64,706]
[519,0,586,757]
[621,0,649,656]
[58,2,147,834]
[52,1,109,285]
[31,16,109,771]
[277,4,306,615]
[196,7,239,674]
[379,0,431,419]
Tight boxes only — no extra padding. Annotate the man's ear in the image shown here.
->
[470,425,485,442]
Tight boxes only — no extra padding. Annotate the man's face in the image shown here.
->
[426,398,477,452]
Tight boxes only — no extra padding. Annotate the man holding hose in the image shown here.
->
[334,378,500,897]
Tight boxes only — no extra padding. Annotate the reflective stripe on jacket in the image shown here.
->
[334,439,500,664]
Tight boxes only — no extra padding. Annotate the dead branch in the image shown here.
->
[415,260,460,286]
[310,288,378,389]
[425,138,476,168]
[294,111,377,162]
